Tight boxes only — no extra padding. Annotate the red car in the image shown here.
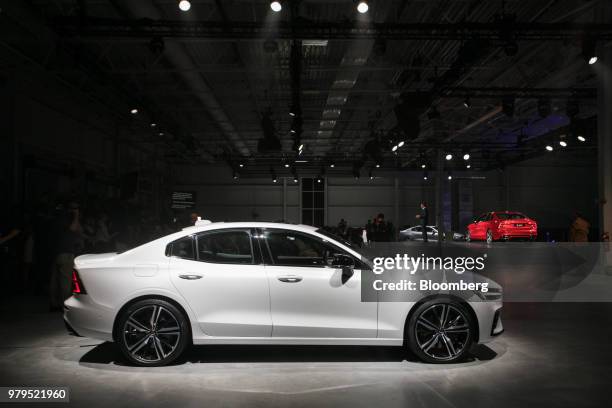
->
[466,211,537,243]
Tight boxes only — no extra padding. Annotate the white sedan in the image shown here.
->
[64,221,502,366]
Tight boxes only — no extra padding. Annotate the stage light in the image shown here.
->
[447,173,453,180]
[423,172,428,181]
[158,132,164,136]
[445,153,453,161]
[239,163,244,168]
[421,163,426,169]
[233,171,239,180]
[273,178,278,183]
[463,153,470,161]
[130,108,138,114]
[317,177,322,183]
[330,163,335,168]
[463,97,471,108]
[369,171,374,180]
[270,1,282,12]
[559,140,567,147]
[357,1,369,14]
[582,36,598,65]
[150,122,157,127]
[178,0,191,12]
[375,163,381,168]
[577,135,586,142]
[545,145,554,152]
[466,164,471,169]
[397,141,405,148]
[293,177,298,183]
[391,145,398,152]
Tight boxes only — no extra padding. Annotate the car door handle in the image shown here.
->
[278,275,303,283]
[179,274,203,280]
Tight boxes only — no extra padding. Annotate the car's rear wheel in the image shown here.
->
[117,299,190,366]
[486,230,493,244]
[407,299,475,363]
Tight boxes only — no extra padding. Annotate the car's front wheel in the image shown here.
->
[407,299,475,363]
[116,299,190,366]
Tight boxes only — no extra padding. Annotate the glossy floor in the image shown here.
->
[0,298,610,407]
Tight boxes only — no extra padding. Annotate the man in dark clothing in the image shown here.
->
[418,202,429,242]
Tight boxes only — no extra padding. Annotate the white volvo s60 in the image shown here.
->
[64,221,503,366]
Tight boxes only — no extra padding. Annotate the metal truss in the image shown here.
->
[53,17,612,41]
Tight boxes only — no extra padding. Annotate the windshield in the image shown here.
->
[315,228,364,255]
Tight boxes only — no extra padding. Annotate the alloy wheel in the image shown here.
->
[123,305,181,363]
[414,303,471,362]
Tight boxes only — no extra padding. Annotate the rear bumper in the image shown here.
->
[63,295,114,342]
[497,228,537,239]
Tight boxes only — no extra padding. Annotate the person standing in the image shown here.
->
[49,202,83,312]
[417,202,429,242]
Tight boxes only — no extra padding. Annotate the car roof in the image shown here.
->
[180,221,318,234]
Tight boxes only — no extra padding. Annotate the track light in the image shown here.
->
[423,172,428,181]
[466,164,471,169]
[239,163,244,168]
[391,145,398,152]
[317,176,322,183]
[559,140,567,147]
[130,108,138,114]
[270,1,282,12]
[233,171,239,180]
[445,153,453,161]
[582,36,598,65]
[273,177,278,183]
[397,141,405,148]
[463,97,471,108]
[545,145,554,152]
[284,163,290,168]
[357,1,369,14]
[447,172,453,180]
[375,163,381,168]
[293,177,298,183]
[421,163,426,169]
[577,135,586,142]
[463,153,470,161]
[150,122,157,127]
[178,0,191,12]
[330,163,335,168]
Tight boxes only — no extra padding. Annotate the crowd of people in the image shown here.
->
[331,213,397,246]
[0,196,188,311]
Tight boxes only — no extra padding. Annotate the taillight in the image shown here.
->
[71,269,87,295]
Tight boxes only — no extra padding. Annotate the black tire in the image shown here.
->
[116,298,190,367]
[407,298,475,364]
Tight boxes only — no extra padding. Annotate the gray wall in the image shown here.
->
[173,154,597,236]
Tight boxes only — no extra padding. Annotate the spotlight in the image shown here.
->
[423,172,428,181]
[270,1,282,12]
[273,177,278,183]
[284,163,290,168]
[447,172,453,180]
[391,145,398,152]
[289,103,300,117]
[369,171,374,180]
[178,0,191,12]
[330,163,335,168]
[357,1,369,14]
[150,122,157,128]
[545,145,554,152]
[397,141,405,148]
[233,171,239,180]
[463,97,471,108]
[130,108,138,114]
[582,36,598,65]
[293,177,298,183]
[577,135,586,142]
[445,153,453,161]
[466,164,471,169]
[421,163,426,169]
[559,140,567,147]
[375,163,381,168]
[298,144,304,151]
[463,153,470,161]
[239,163,244,168]
[158,132,164,136]
[317,177,322,183]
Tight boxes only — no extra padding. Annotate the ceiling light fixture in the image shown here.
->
[357,1,369,14]
[577,135,586,142]
[270,1,282,12]
[178,0,191,12]
[130,108,138,114]
[545,145,554,152]
[445,153,453,161]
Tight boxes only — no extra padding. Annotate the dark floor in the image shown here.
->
[0,297,610,408]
